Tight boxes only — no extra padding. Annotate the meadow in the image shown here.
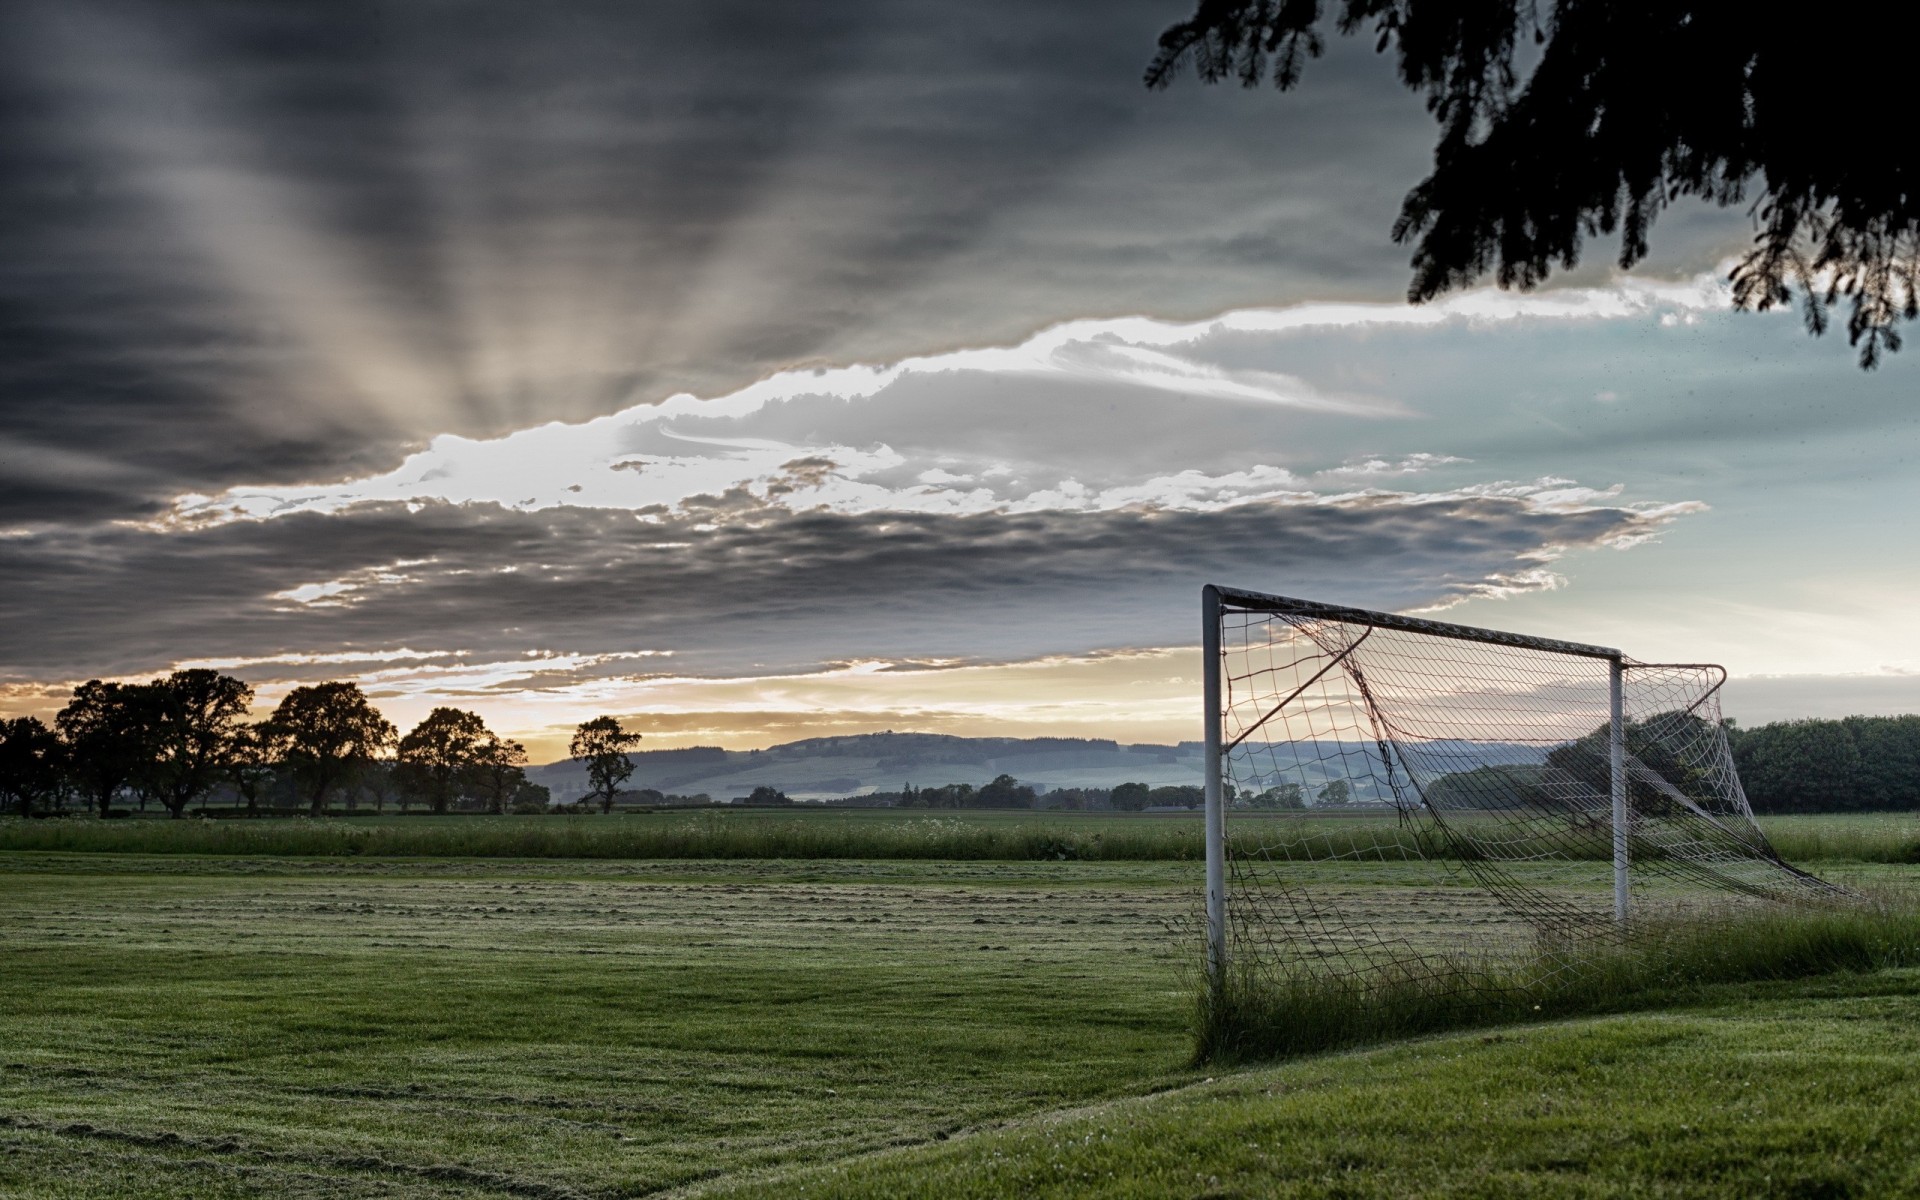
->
[2,808,1916,864]
[1,811,1917,1197]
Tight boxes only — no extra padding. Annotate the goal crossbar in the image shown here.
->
[1208,584,1623,662]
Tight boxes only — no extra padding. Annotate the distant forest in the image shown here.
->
[1730,715,1920,813]
[2,669,1917,816]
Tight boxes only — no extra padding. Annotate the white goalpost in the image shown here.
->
[1201,584,1830,997]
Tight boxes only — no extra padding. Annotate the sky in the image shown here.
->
[3,0,1916,762]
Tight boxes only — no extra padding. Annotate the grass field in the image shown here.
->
[1,816,1916,1197]
[0,853,1200,1197]
[723,970,1920,1198]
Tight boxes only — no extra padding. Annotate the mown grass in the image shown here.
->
[0,856,1196,1198]
[5,850,1920,1197]
[721,969,1920,1199]
[1198,895,1920,1063]
[4,808,1915,863]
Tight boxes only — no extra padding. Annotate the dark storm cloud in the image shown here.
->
[0,493,1668,681]
[0,0,1757,527]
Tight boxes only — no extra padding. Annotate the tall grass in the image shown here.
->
[0,813,1206,861]
[1,810,1912,863]
[1761,813,1920,863]
[1196,895,1920,1063]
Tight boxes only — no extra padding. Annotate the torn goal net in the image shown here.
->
[1201,585,1834,994]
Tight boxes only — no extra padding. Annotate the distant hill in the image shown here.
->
[525,730,1556,805]
[527,732,1206,803]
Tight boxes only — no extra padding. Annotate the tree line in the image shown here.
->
[1410,713,1920,815]
[0,671,646,819]
[1729,715,1920,813]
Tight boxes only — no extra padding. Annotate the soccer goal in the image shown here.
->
[1200,584,1831,997]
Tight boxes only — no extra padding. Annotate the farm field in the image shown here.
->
[0,818,1914,1197]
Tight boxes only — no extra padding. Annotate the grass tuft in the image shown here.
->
[1197,895,1920,1063]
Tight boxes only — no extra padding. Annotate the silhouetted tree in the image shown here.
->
[267,682,397,817]
[139,670,252,819]
[396,708,492,814]
[56,680,152,817]
[467,734,529,814]
[1149,0,1920,367]
[0,716,64,817]
[1111,781,1152,811]
[570,716,641,814]
[746,784,792,806]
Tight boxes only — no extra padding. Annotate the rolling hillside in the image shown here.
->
[527,732,1207,803]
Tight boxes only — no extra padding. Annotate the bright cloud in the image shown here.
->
[160,275,1727,527]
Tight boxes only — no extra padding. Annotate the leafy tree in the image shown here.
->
[55,680,153,817]
[1110,781,1152,811]
[746,784,792,805]
[395,707,492,814]
[570,716,642,814]
[1149,0,1920,367]
[467,734,529,815]
[139,670,252,819]
[267,682,398,817]
[0,716,64,817]
[1316,779,1352,806]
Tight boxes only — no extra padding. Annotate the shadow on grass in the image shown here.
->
[1197,894,1920,1063]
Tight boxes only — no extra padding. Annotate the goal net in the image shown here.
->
[1203,585,1832,998]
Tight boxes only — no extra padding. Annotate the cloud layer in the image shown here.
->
[0,0,1750,529]
[1,485,1683,688]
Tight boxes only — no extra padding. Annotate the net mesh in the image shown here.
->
[1217,594,1834,989]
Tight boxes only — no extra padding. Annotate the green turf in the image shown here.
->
[724,970,1920,1198]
